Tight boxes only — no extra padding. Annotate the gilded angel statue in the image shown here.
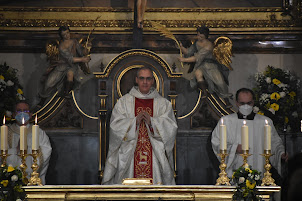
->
[38,26,91,107]
[177,26,233,108]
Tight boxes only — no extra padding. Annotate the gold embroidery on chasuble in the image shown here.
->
[134,98,153,179]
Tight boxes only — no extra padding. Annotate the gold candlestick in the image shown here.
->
[18,150,29,184]
[240,150,251,168]
[215,150,231,185]
[28,150,42,186]
[261,150,276,186]
[0,150,10,168]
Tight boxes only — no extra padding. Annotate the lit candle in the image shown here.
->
[1,116,8,151]
[264,120,271,150]
[219,118,227,150]
[32,115,39,150]
[20,118,27,151]
[241,120,249,151]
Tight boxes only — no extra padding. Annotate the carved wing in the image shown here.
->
[213,36,233,71]
[45,40,59,61]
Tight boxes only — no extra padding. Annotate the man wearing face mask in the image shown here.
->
[3,101,52,185]
[211,88,288,178]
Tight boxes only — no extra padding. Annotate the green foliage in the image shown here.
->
[0,63,25,124]
[253,66,302,132]
[232,166,262,201]
[0,165,26,201]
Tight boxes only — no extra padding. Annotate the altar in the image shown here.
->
[24,185,280,201]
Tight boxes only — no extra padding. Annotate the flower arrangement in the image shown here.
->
[0,63,25,123]
[232,166,262,201]
[0,165,26,201]
[253,66,301,132]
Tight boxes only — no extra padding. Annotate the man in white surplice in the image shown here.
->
[211,88,288,178]
[102,67,177,185]
[4,101,52,185]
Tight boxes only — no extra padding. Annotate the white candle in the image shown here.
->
[20,118,27,151]
[264,120,271,150]
[32,115,39,150]
[1,116,8,151]
[241,120,249,151]
[219,118,227,150]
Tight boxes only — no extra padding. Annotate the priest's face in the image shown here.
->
[136,69,154,94]
[236,92,254,107]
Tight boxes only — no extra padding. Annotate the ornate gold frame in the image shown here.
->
[116,65,160,98]
[1,5,301,34]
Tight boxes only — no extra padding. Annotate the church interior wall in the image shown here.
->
[1,52,301,109]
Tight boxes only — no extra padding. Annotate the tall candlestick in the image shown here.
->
[220,118,227,150]
[241,120,249,151]
[20,118,27,151]
[264,120,271,150]
[1,116,8,151]
[32,115,39,150]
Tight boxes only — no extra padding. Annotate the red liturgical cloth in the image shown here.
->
[134,98,153,179]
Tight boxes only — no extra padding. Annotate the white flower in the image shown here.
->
[292,111,298,118]
[5,111,12,117]
[239,177,245,184]
[255,174,260,180]
[265,77,271,83]
[260,93,269,103]
[280,92,286,98]
[268,108,275,115]
[6,80,14,86]
[277,83,285,88]
[253,106,259,113]
[11,175,18,181]
[16,199,22,201]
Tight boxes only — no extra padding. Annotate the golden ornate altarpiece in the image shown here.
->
[23,185,280,201]
[0,5,301,34]
[1,3,293,199]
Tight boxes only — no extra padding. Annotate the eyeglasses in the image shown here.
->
[16,110,30,113]
[138,76,153,81]
[238,101,254,106]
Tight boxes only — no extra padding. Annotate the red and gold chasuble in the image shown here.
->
[134,98,153,179]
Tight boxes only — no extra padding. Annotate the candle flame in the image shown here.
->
[22,117,25,125]
[243,120,246,125]
[221,118,224,125]
[3,116,5,125]
[35,114,38,125]
[265,119,268,125]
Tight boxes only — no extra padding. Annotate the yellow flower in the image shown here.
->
[0,75,4,80]
[272,78,281,85]
[17,88,23,94]
[289,91,296,98]
[232,172,235,179]
[270,92,280,101]
[270,103,279,111]
[258,111,264,115]
[1,180,9,187]
[285,116,289,124]
[7,165,15,172]
[246,180,256,189]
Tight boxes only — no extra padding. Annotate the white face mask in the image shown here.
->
[239,104,253,116]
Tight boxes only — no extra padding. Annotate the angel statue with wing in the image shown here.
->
[38,26,91,107]
[178,26,233,108]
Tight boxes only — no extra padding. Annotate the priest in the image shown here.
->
[102,67,178,185]
[211,88,288,178]
[4,101,52,185]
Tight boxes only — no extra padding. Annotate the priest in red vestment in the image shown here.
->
[102,67,178,185]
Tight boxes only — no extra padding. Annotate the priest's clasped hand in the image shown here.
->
[136,111,151,126]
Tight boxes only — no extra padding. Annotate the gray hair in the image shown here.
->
[136,66,154,78]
